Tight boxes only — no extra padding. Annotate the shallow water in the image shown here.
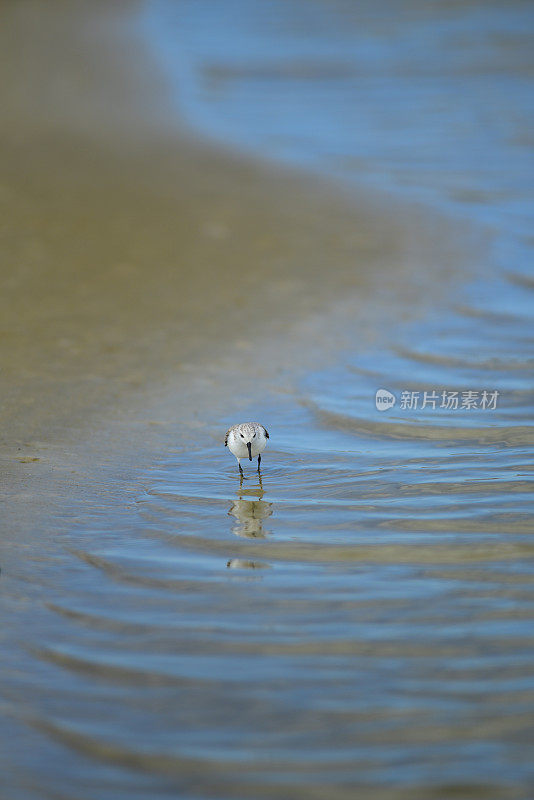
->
[10,325,533,798]
[3,1,534,798]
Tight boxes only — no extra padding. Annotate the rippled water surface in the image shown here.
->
[18,328,533,798]
[4,1,534,798]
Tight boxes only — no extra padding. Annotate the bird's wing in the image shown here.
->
[224,427,231,446]
[262,426,270,439]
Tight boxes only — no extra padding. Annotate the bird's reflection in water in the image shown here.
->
[226,558,270,569]
[226,478,273,569]
[228,479,273,539]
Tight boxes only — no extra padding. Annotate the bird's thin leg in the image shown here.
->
[238,459,243,477]
[257,454,261,472]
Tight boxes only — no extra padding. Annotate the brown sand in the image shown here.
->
[0,2,406,453]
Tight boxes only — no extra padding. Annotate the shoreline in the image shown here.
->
[0,6,393,446]
[0,1,482,532]
[0,1,484,531]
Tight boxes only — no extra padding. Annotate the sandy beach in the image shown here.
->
[1,1,408,446]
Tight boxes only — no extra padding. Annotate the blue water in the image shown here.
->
[146,0,534,231]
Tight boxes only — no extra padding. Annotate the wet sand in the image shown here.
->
[1,2,402,446]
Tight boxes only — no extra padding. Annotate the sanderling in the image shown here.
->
[225,422,269,475]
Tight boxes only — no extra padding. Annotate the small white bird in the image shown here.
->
[225,422,269,475]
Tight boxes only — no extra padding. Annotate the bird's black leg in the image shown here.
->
[257,454,261,472]
[238,461,244,477]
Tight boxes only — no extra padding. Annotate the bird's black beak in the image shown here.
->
[247,442,252,461]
